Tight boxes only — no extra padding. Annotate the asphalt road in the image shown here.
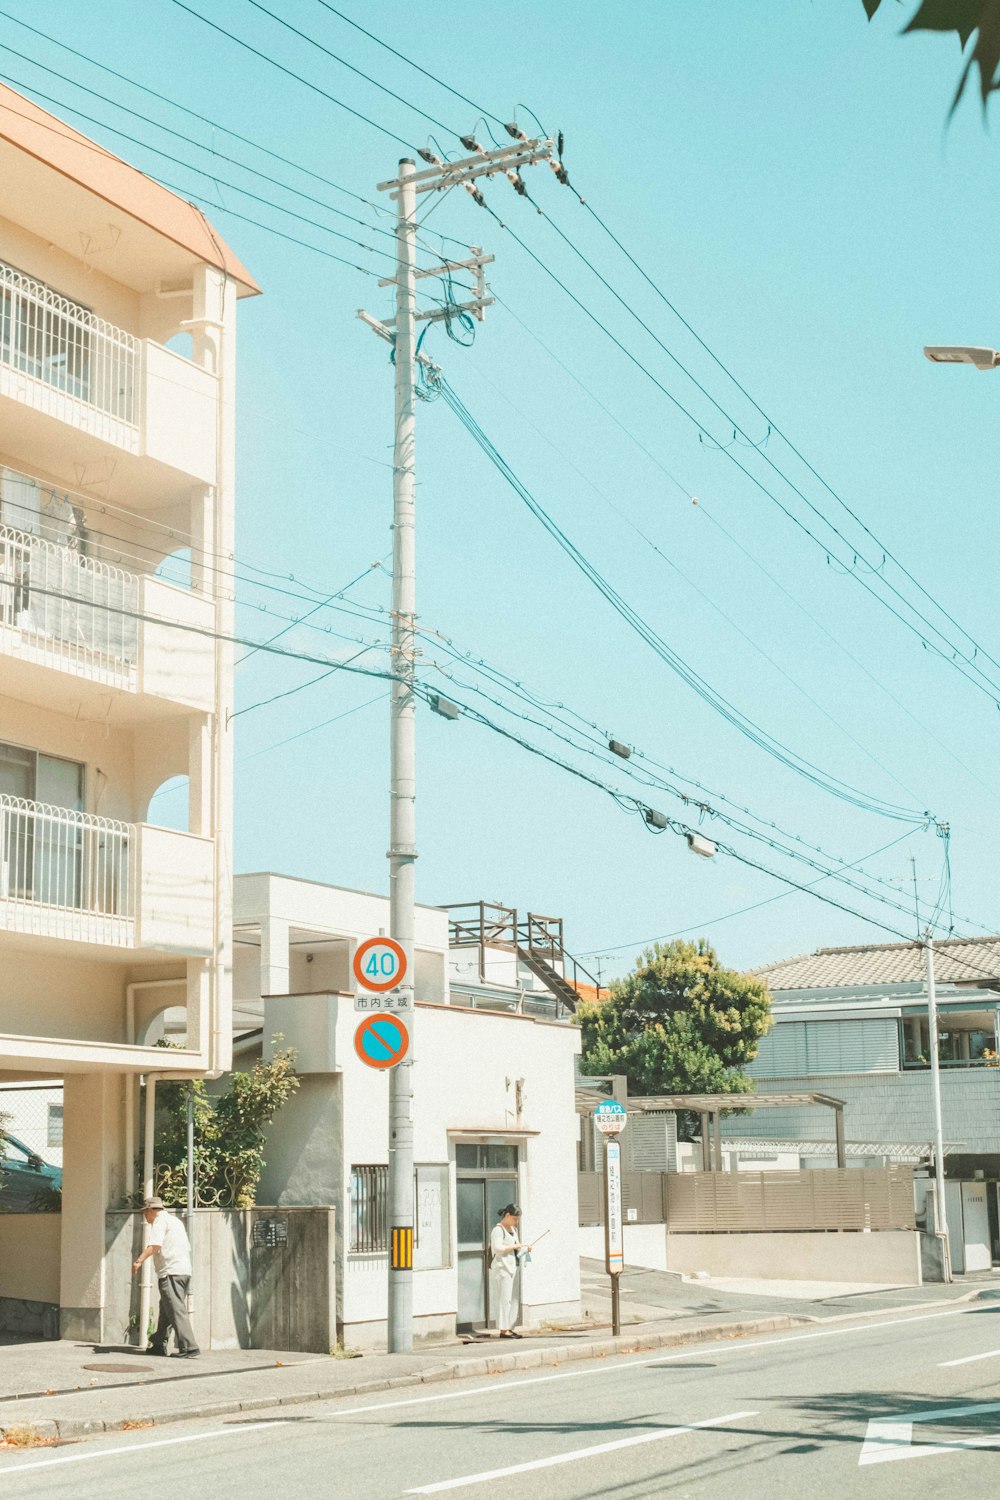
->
[4,1300,1000,1498]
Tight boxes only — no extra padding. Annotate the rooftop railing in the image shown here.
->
[0,261,139,427]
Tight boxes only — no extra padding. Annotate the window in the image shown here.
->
[349,1163,451,1265]
[454,1144,518,1172]
[901,1013,1000,1069]
[46,1104,63,1148]
[349,1164,388,1253]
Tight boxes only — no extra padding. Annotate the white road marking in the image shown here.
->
[940,1347,1000,1367]
[403,1410,758,1493]
[318,1304,977,1423]
[859,1401,1000,1465]
[0,1420,288,1475]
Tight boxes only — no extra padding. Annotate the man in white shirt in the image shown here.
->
[489,1203,530,1339]
[131,1195,200,1357]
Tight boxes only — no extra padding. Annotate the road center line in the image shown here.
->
[0,1421,288,1476]
[403,1410,758,1493]
[940,1347,1000,1367]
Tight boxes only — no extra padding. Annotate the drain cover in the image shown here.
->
[81,1363,153,1374]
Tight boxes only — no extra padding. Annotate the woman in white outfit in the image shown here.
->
[489,1203,529,1339]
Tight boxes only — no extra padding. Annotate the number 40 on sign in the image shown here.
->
[354,937,408,993]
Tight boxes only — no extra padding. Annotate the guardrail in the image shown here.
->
[0,523,139,686]
[0,794,135,944]
[1,261,139,425]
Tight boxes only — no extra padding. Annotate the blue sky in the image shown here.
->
[4,1,999,979]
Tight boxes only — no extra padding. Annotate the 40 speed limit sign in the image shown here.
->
[354,936,408,993]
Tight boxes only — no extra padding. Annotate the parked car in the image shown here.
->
[0,1133,62,1211]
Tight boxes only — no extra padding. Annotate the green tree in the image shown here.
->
[864,1,1000,114]
[152,1046,299,1210]
[578,939,771,1106]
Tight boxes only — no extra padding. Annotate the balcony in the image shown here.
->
[0,262,217,484]
[0,524,215,712]
[0,794,214,953]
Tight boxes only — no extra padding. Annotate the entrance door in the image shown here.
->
[455,1143,519,1331]
[456,1178,487,1329]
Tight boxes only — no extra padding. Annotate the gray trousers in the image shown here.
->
[154,1275,198,1353]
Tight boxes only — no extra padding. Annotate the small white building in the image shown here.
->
[234,875,583,1347]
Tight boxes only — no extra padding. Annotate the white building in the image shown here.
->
[0,84,257,1338]
[234,876,584,1347]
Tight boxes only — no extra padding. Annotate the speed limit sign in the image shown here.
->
[354,937,408,993]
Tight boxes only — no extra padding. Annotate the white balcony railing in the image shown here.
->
[0,524,139,688]
[0,261,139,426]
[0,793,135,946]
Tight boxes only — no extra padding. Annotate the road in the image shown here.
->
[3,1300,1000,1497]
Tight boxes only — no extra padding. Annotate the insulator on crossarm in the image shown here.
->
[417,148,442,166]
[505,170,527,196]
[463,182,486,207]
[548,158,571,187]
[459,134,485,153]
[504,121,529,142]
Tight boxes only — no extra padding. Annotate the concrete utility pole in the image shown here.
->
[386,157,418,1357]
[360,137,554,1353]
[924,931,952,1280]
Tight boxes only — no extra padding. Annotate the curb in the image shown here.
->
[0,1314,807,1444]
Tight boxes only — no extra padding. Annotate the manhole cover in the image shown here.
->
[81,1364,153,1374]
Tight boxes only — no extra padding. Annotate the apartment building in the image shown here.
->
[0,85,258,1337]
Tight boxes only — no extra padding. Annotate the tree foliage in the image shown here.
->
[153,1047,299,1210]
[865,0,1000,114]
[578,939,772,1101]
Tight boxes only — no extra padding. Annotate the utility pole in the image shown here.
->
[359,137,553,1353]
[924,931,952,1281]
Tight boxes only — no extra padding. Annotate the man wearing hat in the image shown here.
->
[489,1204,530,1339]
[131,1197,200,1357]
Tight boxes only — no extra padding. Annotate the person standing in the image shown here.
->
[489,1203,529,1339]
[131,1195,200,1357]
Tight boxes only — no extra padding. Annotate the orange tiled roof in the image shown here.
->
[0,83,260,296]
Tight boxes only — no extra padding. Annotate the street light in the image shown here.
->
[923,345,1000,371]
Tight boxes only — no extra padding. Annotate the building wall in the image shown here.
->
[726,1068,1000,1152]
[258,993,582,1343]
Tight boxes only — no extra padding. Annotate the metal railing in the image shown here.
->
[349,1163,389,1253]
[0,524,139,684]
[445,900,603,998]
[0,261,139,425]
[0,794,134,943]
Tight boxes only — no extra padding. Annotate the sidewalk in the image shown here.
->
[1,1267,990,1445]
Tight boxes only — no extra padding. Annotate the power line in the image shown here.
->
[245,0,459,137]
[432,371,936,826]
[168,0,418,151]
[483,207,1000,709]
[574,196,1000,691]
[313,1,506,128]
[576,829,923,957]
[0,69,399,270]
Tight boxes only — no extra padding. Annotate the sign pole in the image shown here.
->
[594,1099,626,1338]
[604,1134,624,1336]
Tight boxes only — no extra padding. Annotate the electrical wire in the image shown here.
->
[245,0,459,137]
[169,0,418,151]
[482,208,1000,709]
[432,371,936,826]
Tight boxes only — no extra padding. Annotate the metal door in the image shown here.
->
[456,1173,518,1330]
